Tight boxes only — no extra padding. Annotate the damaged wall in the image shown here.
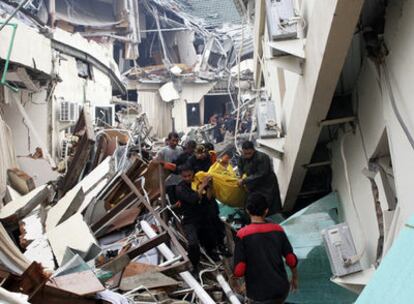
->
[0,19,52,75]
[330,0,414,269]
[1,89,49,157]
[138,90,172,138]
[0,115,17,202]
[171,82,216,132]
[0,20,119,166]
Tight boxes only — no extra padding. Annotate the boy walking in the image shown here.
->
[233,193,299,304]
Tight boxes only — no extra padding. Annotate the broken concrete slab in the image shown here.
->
[46,157,113,232]
[17,157,60,187]
[0,185,51,225]
[23,236,55,272]
[47,213,98,266]
[159,81,179,102]
[45,188,85,232]
[7,168,35,195]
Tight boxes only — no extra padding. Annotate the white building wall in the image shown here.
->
[330,0,414,268]
[0,21,117,161]
[1,89,48,157]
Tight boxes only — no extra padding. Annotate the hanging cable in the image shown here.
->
[340,131,366,265]
[381,62,414,151]
[233,18,247,154]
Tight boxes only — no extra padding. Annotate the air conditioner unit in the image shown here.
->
[322,223,363,277]
[257,99,279,139]
[59,101,79,122]
[265,0,297,41]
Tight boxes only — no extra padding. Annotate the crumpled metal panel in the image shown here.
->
[55,0,120,27]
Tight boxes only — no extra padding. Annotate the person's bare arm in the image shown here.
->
[290,267,299,291]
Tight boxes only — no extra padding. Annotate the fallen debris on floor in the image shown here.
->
[0,109,242,304]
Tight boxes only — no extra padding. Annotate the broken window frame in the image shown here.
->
[76,58,94,80]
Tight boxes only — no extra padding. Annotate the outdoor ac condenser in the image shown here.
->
[265,0,297,41]
[59,100,79,122]
[322,223,363,277]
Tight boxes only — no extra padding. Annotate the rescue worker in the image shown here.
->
[156,132,183,204]
[187,145,212,173]
[233,193,298,304]
[204,142,217,164]
[238,141,282,215]
[175,140,197,167]
[175,164,218,272]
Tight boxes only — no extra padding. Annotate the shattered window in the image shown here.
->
[76,59,93,79]
[95,106,113,127]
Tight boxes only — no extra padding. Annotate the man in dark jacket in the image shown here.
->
[237,141,282,215]
[175,164,218,272]
[175,140,197,167]
[187,145,212,173]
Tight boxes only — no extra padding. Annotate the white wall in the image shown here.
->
[0,22,116,160]
[2,89,49,157]
[0,19,52,75]
[139,90,172,138]
[330,0,414,268]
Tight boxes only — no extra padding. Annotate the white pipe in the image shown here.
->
[140,221,215,304]
[216,274,242,304]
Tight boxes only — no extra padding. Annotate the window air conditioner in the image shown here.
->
[265,0,297,41]
[322,223,363,277]
[59,101,79,122]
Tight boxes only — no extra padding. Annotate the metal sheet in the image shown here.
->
[55,0,120,27]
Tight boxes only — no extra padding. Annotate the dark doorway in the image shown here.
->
[204,95,231,124]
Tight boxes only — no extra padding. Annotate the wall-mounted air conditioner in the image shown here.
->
[322,223,363,277]
[59,100,79,122]
[266,0,297,41]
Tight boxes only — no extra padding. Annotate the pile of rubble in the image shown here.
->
[0,109,241,304]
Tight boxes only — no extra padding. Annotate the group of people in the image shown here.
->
[209,112,253,143]
[156,132,298,304]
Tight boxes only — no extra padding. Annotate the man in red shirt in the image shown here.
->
[233,193,299,304]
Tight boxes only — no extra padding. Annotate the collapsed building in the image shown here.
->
[0,0,252,303]
[242,0,414,302]
[121,0,253,138]
[5,0,414,303]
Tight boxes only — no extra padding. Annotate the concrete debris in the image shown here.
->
[0,1,252,303]
[0,109,241,304]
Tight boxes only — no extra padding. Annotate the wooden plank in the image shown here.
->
[121,174,189,263]
[60,108,95,196]
[119,271,178,291]
[47,270,105,296]
[91,193,138,234]
[161,261,191,277]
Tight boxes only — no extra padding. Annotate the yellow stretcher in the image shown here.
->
[192,161,246,208]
